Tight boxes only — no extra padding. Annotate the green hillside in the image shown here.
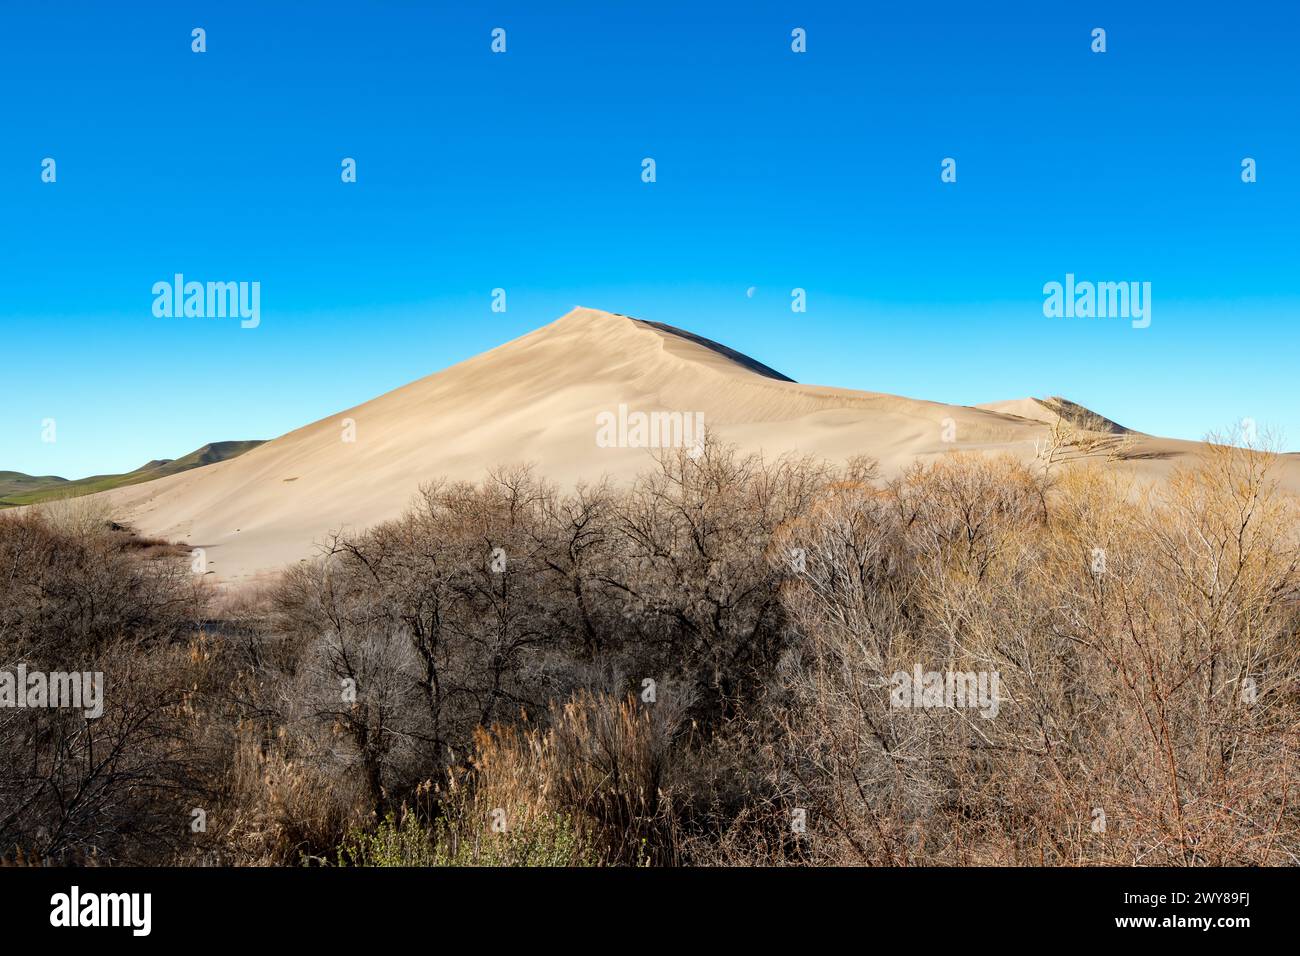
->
[0,440,265,508]
[0,471,70,499]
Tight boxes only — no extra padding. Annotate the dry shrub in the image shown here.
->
[5,439,1295,868]
[0,509,213,864]
[0,508,203,661]
[610,439,836,721]
[761,445,1300,865]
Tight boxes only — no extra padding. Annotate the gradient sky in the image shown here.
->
[3,0,1297,478]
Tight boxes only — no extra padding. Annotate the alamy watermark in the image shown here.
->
[152,274,260,329]
[596,404,705,457]
[1043,273,1150,329]
[0,665,103,719]
[50,886,150,936]
[890,664,1001,719]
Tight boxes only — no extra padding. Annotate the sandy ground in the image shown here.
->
[91,307,1299,584]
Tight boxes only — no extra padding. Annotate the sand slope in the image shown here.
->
[95,308,1296,582]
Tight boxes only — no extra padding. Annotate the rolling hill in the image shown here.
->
[1,441,265,507]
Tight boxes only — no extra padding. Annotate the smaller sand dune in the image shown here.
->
[976,397,1130,434]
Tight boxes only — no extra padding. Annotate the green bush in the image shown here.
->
[335,808,599,867]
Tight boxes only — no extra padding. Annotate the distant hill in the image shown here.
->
[0,471,70,499]
[0,441,265,508]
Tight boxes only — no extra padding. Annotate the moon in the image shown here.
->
[746,286,756,298]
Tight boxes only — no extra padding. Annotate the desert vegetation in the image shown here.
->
[1,439,1297,866]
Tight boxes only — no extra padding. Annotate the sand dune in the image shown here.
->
[94,307,1297,583]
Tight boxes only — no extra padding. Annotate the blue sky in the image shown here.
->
[2,0,1297,478]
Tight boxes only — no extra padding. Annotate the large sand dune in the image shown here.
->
[96,307,1296,583]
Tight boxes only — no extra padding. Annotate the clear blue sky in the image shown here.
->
[2,0,1297,478]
